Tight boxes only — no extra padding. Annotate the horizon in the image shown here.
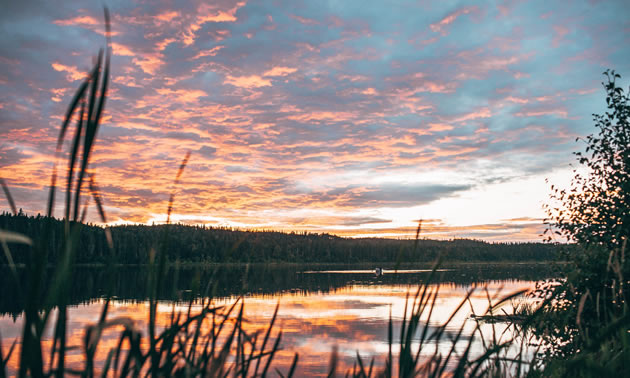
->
[1,210,562,244]
[2,0,630,242]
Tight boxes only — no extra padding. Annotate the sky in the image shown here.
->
[1,0,629,241]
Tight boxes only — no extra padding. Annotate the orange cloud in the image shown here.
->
[155,88,208,103]
[111,42,135,57]
[361,87,377,95]
[54,15,100,26]
[113,75,141,88]
[50,88,68,102]
[132,53,164,75]
[156,38,176,51]
[427,123,453,132]
[155,10,179,23]
[51,62,86,81]
[183,1,246,46]
[263,66,297,77]
[224,74,271,88]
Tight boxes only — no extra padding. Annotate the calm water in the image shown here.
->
[0,263,557,376]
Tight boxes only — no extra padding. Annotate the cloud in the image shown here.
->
[111,42,135,57]
[155,11,179,23]
[224,74,271,88]
[51,62,86,81]
[263,67,297,77]
[54,15,99,26]
[155,88,207,103]
[313,183,471,208]
[450,108,492,123]
[191,46,225,60]
[182,1,246,46]
[197,145,217,158]
[427,123,453,132]
[430,7,477,35]
[132,53,164,75]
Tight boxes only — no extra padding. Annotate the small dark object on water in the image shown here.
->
[374,267,383,276]
[471,314,528,324]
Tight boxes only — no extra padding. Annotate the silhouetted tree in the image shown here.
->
[545,70,630,248]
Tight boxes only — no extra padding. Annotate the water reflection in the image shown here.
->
[0,264,557,375]
[0,263,557,316]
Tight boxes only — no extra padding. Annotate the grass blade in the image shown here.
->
[0,180,17,215]
[287,353,299,378]
[55,80,89,153]
[65,100,85,222]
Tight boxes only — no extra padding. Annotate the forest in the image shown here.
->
[1,211,559,265]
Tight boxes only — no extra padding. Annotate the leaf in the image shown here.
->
[0,179,17,215]
[0,230,33,246]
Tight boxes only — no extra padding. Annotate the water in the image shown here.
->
[0,263,557,376]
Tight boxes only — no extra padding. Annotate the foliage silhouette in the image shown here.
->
[536,71,630,376]
[545,70,630,249]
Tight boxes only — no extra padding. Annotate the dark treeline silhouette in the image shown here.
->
[1,212,561,264]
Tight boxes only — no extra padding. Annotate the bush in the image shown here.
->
[536,71,630,376]
[545,70,630,248]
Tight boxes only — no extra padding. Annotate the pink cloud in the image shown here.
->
[515,109,568,118]
[191,46,225,60]
[263,66,297,77]
[53,13,119,36]
[111,42,135,57]
[451,107,492,123]
[361,88,377,95]
[418,81,455,93]
[50,87,68,102]
[286,111,356,123]
[155,88,207,103]
[427,123,453,132]
[225,74,271,88]
[155,38,176,51]
[454,48,533,79]
[552,25,569,48]
[51,62,86,81]
[112,75,141,87]
[54,15,100,26]
[182,1,246,46]
[513,71,530,79]
[430,7,477,35]
[290,14,319,25]
[155,11,179,23]
[132,53,164,75]
[505,96,529,104]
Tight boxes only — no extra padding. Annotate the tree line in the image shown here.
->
[1,212,560,264]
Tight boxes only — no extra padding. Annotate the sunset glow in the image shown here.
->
[2,0,629,240]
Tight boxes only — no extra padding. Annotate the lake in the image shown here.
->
[0,263,557,376]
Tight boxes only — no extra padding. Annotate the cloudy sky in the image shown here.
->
[1,0,629,241]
